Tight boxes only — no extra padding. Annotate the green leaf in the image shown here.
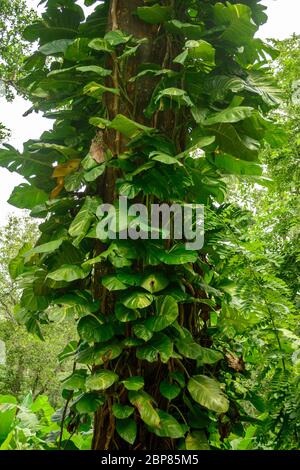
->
[31,142,80,159]
[137,4,172,25]
[25,239,64,257]
[148,410,185,438]
[47,264,90,282]
[212,153,262,176]
[76,342,122,366]
[102,275,128,291]
[136,333,173,363]
[69,196,100,239]
[158,245,198,265]
[187,375,229,414]
[145,295,178,332]
[175,40,215,68]
[122,291,154,310]
[76,65,111,77]
[112,404,134,419]
[213,3,257,45]
[175,330,204,359]
[123,376,144,391]
[88,38,113,52]
[186,431,210,450]
[0,396,17,444]
[110,114,154,139]
[197,348,223,365]
[84,165,105,182]
[77,316,114,343]
[62,370,86,390]
[83,81,119,100]
[150,151,183,166]
[86,370,118,391]
[75,393,105,414]
[203,107,254,126]
[160,380,181,400]
[9,243,32,279]
[133,322,153,341]
[156,88,194,107]
[64,172,83,192]
[213,123,259,162]
[115,303,139,322]
[39,39,73,55]
[141,273,169,293]
[129,391,160,427]
[104,30,131,46]
[8,184,48,210]
[166,20,203,40]
[65,38,91,61]
[179,135,216,159]
[116,418,137,445]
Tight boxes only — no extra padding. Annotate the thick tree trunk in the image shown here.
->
[92,0,184,450]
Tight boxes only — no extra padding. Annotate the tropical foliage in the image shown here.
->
[0,0,298,451]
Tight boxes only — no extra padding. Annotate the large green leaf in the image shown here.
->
[175,336,204,359]
[47,264,90,282]
[136,4,172,24]
[62,370,87,390]
[39,39,73,55]
[187,375,229,414]
[203,107,254,126]
[122,291,154,310]
[112,404,134,419]
[0,396,17,445]
[213,123,260,161]
[186,431,210,450]
[8,184,48,210]
[75,393,105,414]
[136,333,173,363]
[159,380,181,401]
[145,295,178,332]
[115,303,139,322]
[102,275,128,291]
[69,196,100,239]
[9,243,32,280]
[86,370,118,391]
[122,376,144,391]
[141,273,169,293]
[212,153,262,176]
[25,239,64,257]
[116,418,137,445]
[110,115,154,139]
[175,40,215,69]
[77,316,114,343]
[76,342,122,365]
[148,410,185,438]
[213,2,257,45]
[129,391,160,427]
[76,65,112,77]
[158,245,198,265]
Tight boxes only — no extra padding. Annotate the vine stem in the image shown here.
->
[58,361,76,449]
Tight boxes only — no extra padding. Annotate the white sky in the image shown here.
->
[0,0,299,224]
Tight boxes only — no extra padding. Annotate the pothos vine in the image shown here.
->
[0,0,283,450]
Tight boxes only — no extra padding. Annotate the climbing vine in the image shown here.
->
[0,0,285,450]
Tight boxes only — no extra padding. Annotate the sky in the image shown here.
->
[0,0,299,224]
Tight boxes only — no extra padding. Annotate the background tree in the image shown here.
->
[0,216,75,406]
[0,0,37,141]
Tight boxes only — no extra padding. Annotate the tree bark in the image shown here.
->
[92,0,184,450]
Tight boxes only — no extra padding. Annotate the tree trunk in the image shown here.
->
[92,0,184,450]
